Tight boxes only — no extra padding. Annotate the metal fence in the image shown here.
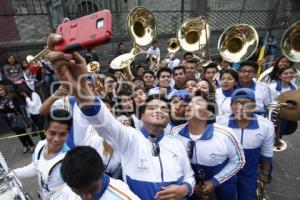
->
[1,0,299,40]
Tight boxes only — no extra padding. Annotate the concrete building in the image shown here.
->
[0,0,299,69]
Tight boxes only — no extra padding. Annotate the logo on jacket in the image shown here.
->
[137,158,150,173]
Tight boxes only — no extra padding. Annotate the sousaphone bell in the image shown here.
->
[111,7,157,79]
[177,17,211,66]
[218,24,258,63]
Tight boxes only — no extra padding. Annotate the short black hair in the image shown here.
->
[183,52,193,58]
[204,62,218,70]
[45,109,73,131]
[202,62,218,75]
[104,74,117,82]
[156,67,172,79]
[193,90,217,123]
[143,70,155,77]
[220,68,239,83]
[173,66,185,74]
[136,65,144,70]
[61,146,105,189]
[132,76,144,83]
[239,60,259,72]
[138,94,170,116]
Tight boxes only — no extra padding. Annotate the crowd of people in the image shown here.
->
[0,24,298,200]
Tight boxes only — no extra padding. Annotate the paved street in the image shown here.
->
[0,125,300,200]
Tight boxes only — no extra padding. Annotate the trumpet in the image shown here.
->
[111,6,158,78]
[87,61,105,97]
[26,47,50,65]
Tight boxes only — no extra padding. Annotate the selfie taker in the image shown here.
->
[45,30,195,199]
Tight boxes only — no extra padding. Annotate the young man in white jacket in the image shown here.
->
[51,146,140,200]
[14,109,72,200]
[46,33,195,200]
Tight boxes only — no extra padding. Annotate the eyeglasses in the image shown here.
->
[233,100,254,107]
[187,140,195,159]
[239,70,255,74]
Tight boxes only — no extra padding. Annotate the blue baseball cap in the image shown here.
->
[231,88,255,101]
[172,90,192,102]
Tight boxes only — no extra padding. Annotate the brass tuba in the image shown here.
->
[87,61,105,97]
[218,24,258,63]
[111,6,157,79]
[177,17,211,65]
[280,20,300,62]
[161,38,180,65]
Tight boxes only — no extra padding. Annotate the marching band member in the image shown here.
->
[51,146,140,200]
[217,88,274,200]
[14,110,72,200]
[147,40,161,63]
[132,87,147,129]
[268,66,298,101]
[164,90,190,135]
[39,85,122,179]
[268,65,298,147]
[237,61,271,115]
[192,78,215,98]
[185,60,201,81]
[185,78,197,94]
[143,70,156,93]
[264,55,294,83]
[173,66,187,90]
[46,33,195,199]
[148,68,177,99]
[215,69,239,116]
[171,90,245,200]
[202,62,220,88]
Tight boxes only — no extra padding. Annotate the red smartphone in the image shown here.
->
[54,10,112,52]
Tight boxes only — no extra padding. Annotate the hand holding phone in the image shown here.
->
[54,10,112,52]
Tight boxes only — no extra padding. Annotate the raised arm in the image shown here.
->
[39,85,70,115]
[46,33,137,153]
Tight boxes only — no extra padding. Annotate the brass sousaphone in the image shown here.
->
[161,38,180,64]
[110,7,157,80]
[218,24,259,63]
[177,17,211,66]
